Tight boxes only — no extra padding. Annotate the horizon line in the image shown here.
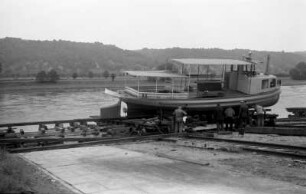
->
[1,36,305,53]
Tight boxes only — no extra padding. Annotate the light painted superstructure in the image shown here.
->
[105,54,281,117]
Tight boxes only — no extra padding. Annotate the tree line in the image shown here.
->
[289,62,306,80]
[36,69,117,83]
[2,37,306,79]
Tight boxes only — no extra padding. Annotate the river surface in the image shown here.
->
[0,86,306,131]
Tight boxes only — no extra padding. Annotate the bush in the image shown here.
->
[103,70,110,79]
[72,72,78,79]
[48,69,59,83]
[290,62,306,80]
[35,71,47,82]
[35,69,60,83]
[88,71,94,78]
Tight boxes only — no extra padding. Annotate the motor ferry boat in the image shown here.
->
[104,54,281,118]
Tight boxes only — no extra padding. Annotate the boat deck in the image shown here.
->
[120,86,249,100]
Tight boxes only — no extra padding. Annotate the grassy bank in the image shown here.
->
[0,77,128,92]
[0,149,75,194]
[0,150,32,193]
[279,77,306,86]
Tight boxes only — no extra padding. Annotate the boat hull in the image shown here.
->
[120,88,281,117]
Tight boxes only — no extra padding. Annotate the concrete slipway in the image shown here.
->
[20,145,306,194]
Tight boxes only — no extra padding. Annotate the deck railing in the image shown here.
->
[124,86,189,99]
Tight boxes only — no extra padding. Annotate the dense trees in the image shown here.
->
[0,38,153,77]
[72,72,78,79]
[103,70,110,79]
[289,62,306,80]
[48,69,59,82]
[88,71,94,78]
[36,69,59,83]
[36,71,47,82]
[156,62,175,71]
[1,37,306,77]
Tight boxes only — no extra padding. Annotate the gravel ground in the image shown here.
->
[216,133,306,147]
[115,139,306,187]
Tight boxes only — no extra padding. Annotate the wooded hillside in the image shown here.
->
[0,37,305,77]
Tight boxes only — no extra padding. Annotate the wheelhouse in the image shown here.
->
[171,57,281,96]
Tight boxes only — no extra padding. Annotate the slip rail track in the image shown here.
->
[0,116,173,153]
[6,133,176,153]
[185,134,306,159]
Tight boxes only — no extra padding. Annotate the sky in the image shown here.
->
[0,0,305,51]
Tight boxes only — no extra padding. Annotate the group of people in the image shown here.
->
[173,101,265,136]
[215,101,249,136]
[215,101,265,135]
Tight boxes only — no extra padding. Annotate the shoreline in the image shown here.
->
[0,77,305,92]
[279,77,306,86]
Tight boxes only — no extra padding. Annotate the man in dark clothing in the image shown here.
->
[224,107,235,131]
[173,106,187,133]
[238,101,249,136]
[215,104,224,132]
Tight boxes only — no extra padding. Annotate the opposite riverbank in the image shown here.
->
[279,77,306,86]
[1,76,306,93]
[0,77,127,92]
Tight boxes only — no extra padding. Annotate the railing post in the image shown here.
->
[155,78,158,98]
[137,77,140,98]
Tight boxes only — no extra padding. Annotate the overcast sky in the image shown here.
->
[0,0,305,51]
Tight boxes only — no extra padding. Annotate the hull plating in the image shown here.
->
[121,88,281,116]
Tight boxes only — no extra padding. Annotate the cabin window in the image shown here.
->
[270,79,276,88]
[231,65,238,72]
[261,79,269,89]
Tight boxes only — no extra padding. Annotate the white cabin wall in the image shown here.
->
[237,74,251,94]
[229,72,238,90]
[248,75,279,94]
[249,78,263,94]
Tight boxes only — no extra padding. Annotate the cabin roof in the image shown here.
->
[124,70,187,78]
[171,58,253,66]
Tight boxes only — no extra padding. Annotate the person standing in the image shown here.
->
[238,101,249,136]
[255,104,265,127]
[224,107,235,131]
[173,106,187,133]
[19,129,25,136]
[215,104,224,132]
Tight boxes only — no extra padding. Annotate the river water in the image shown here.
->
[0,86,305,131]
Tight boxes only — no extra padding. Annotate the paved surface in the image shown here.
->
[21,145,306,194]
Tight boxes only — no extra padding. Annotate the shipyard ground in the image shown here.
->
[20,135,306,194]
